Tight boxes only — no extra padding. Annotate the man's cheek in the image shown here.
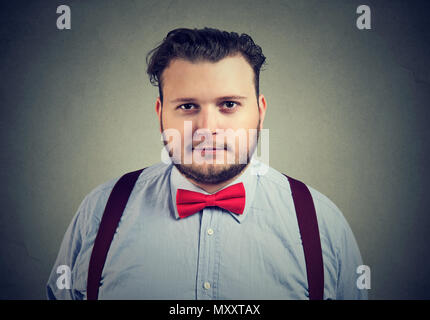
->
[161,128,183,164]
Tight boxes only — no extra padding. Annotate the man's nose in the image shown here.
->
[195,106,219,133]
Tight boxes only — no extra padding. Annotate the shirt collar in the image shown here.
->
[169,155,266,223]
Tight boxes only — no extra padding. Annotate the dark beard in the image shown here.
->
[172,126,259,184]
[174,162,249,185]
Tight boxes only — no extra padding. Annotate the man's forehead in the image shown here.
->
[161,55,255,99]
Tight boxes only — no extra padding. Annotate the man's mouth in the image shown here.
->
[192,146,227,154]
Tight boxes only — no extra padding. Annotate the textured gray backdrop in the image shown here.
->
[1,0,429,299]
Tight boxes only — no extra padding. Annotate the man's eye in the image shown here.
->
[178,104,196,110]
[222,101,238,109]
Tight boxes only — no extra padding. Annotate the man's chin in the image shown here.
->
[174,163,248,185]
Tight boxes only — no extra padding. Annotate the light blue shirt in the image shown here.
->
[46,158,367,300]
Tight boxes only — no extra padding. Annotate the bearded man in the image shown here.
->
[47,27,367,300]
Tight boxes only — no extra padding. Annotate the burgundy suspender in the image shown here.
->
[86,168,146,300]
[284,174,324,300]
[86,169,324,300]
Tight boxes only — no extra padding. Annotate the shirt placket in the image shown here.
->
[195,207,219,299]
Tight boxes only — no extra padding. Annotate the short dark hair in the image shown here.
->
[146,27,267,104]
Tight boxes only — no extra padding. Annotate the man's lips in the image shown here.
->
[192,147,226,150]
[191,147,227,154]
[191,145,227,151]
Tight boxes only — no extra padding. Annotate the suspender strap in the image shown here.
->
[87,168,146,300]
[285,174,324,300]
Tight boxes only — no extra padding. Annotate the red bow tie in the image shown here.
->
[176,183,246,219]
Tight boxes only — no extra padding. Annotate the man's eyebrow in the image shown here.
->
[170,96,247,103]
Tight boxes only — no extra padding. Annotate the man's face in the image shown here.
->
[155,54,267,185]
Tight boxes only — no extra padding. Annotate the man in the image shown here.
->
[47,27,367,300]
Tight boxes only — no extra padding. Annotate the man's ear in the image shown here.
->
[257,94,267,130]
[155,97,162,133]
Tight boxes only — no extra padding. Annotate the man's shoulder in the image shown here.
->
[259,164,349,230]
[306,184,349,232]
[89,162,170,194]
[79,162,171,219]
[260,165,355,256]
[288,175,355,248]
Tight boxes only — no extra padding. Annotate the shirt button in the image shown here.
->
[203,282,211,290]
[207,228,214,236]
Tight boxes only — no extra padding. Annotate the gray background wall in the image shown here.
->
[1,0,429,299]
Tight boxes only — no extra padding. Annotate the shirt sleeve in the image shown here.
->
[335,213,369,300]
[46,177,120,300]
[310,186,369,300]
[46,195,90,300]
